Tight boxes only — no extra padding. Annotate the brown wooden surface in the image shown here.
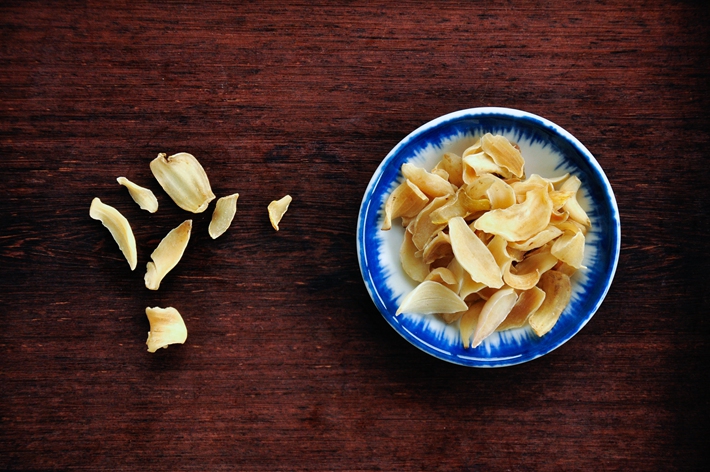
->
[1,1,708,470]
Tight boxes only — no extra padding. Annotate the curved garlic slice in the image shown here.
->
[117,177,158,213]
[145,306,187,353]
[471,287,518,348]
[145,220,192,290]
[473,187,552,242]
[551,231,585,269]
[449,216,504,289]
[480,133,525,178]
[460,299,485,348]
[396,280,467,316]
[433,152,464,187]
[400,230,430,282]
[268,195,292,231]
[381,180,428,230]
[560,175,591,227]
[462,151,511,179]
[508,225,563,252]
[497,286,546,331]
[89,197,137,270]
[410,195,451,250]
[150,152,215,213]
[529,270,572,337]
[401,163,455,198]
[209,193,239,239]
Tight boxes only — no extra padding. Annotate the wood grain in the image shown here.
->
[1,1,708,470]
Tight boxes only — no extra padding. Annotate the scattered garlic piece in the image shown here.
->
[208,193,239,239]
[145,220,192,290]
[117,177,159,213]
[150,152,215,213]
[89,197,137,270]
[268,195,292,231]
[145,306,187,353]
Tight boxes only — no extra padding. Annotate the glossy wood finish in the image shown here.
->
[1,1,708,470]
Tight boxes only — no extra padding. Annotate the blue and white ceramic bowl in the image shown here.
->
[357,107,620,368]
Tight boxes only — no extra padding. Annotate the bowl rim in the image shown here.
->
[356,107,620,367]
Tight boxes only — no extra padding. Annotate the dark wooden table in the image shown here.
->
[2,1,708,470]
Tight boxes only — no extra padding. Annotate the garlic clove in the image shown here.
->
[150,152,215,213]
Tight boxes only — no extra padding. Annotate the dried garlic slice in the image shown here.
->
[460,299,485,349]
[396,280,467,316]
[560,175,591,227]
[551,231,585,269]
[409,195,451,250]
[471,287,518,348]
[462,151,511,179]
[449,216,504,289]
[432,152,464,187]
[268,195,292,231]
[420,231,452,265]
[480,133,525,178]
[381,180,429,230]
[146,306,188,353]
[145,220,192,290]
[150,152,215,213]
[474,187,552,241]
[497,286,546,331]
[529,270,572,337]
[508,225,563,252]
[117,177,159,213]
[400,230,430,282]
[424,267,459,294]
[401,163,456,198]
[89,197,137,271]
[209,193,239,239]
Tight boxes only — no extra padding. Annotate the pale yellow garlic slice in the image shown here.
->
[432,152,464,187]
[409,195,451,250]
[480,133,525,178]
[145,306,188,353]
[420,231,452,265]
[471,287,518,348]
[89,197,137,271]
[429,187,490,225]
[117,177,159,213]
[145,220,192,290]
[511,174,552,203]
[460,299,485,348]
[150,152,215,213]
[381,179,429,230]
[548,190,575,211]
[424,267,458,292]
[268,195,292,231]
[208,193,239,239]
[473,187,552,241]
[395,280,468,316]
[508,225,563,252]
[485,177,516,209]
[401,163,455,198]
[529,270,572,336]
[462,151,511,179]
[551,231,585,269]
[448,216,504,289]
[497,286,546,331]
[400,230,430,282]
[560,175,591,227]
